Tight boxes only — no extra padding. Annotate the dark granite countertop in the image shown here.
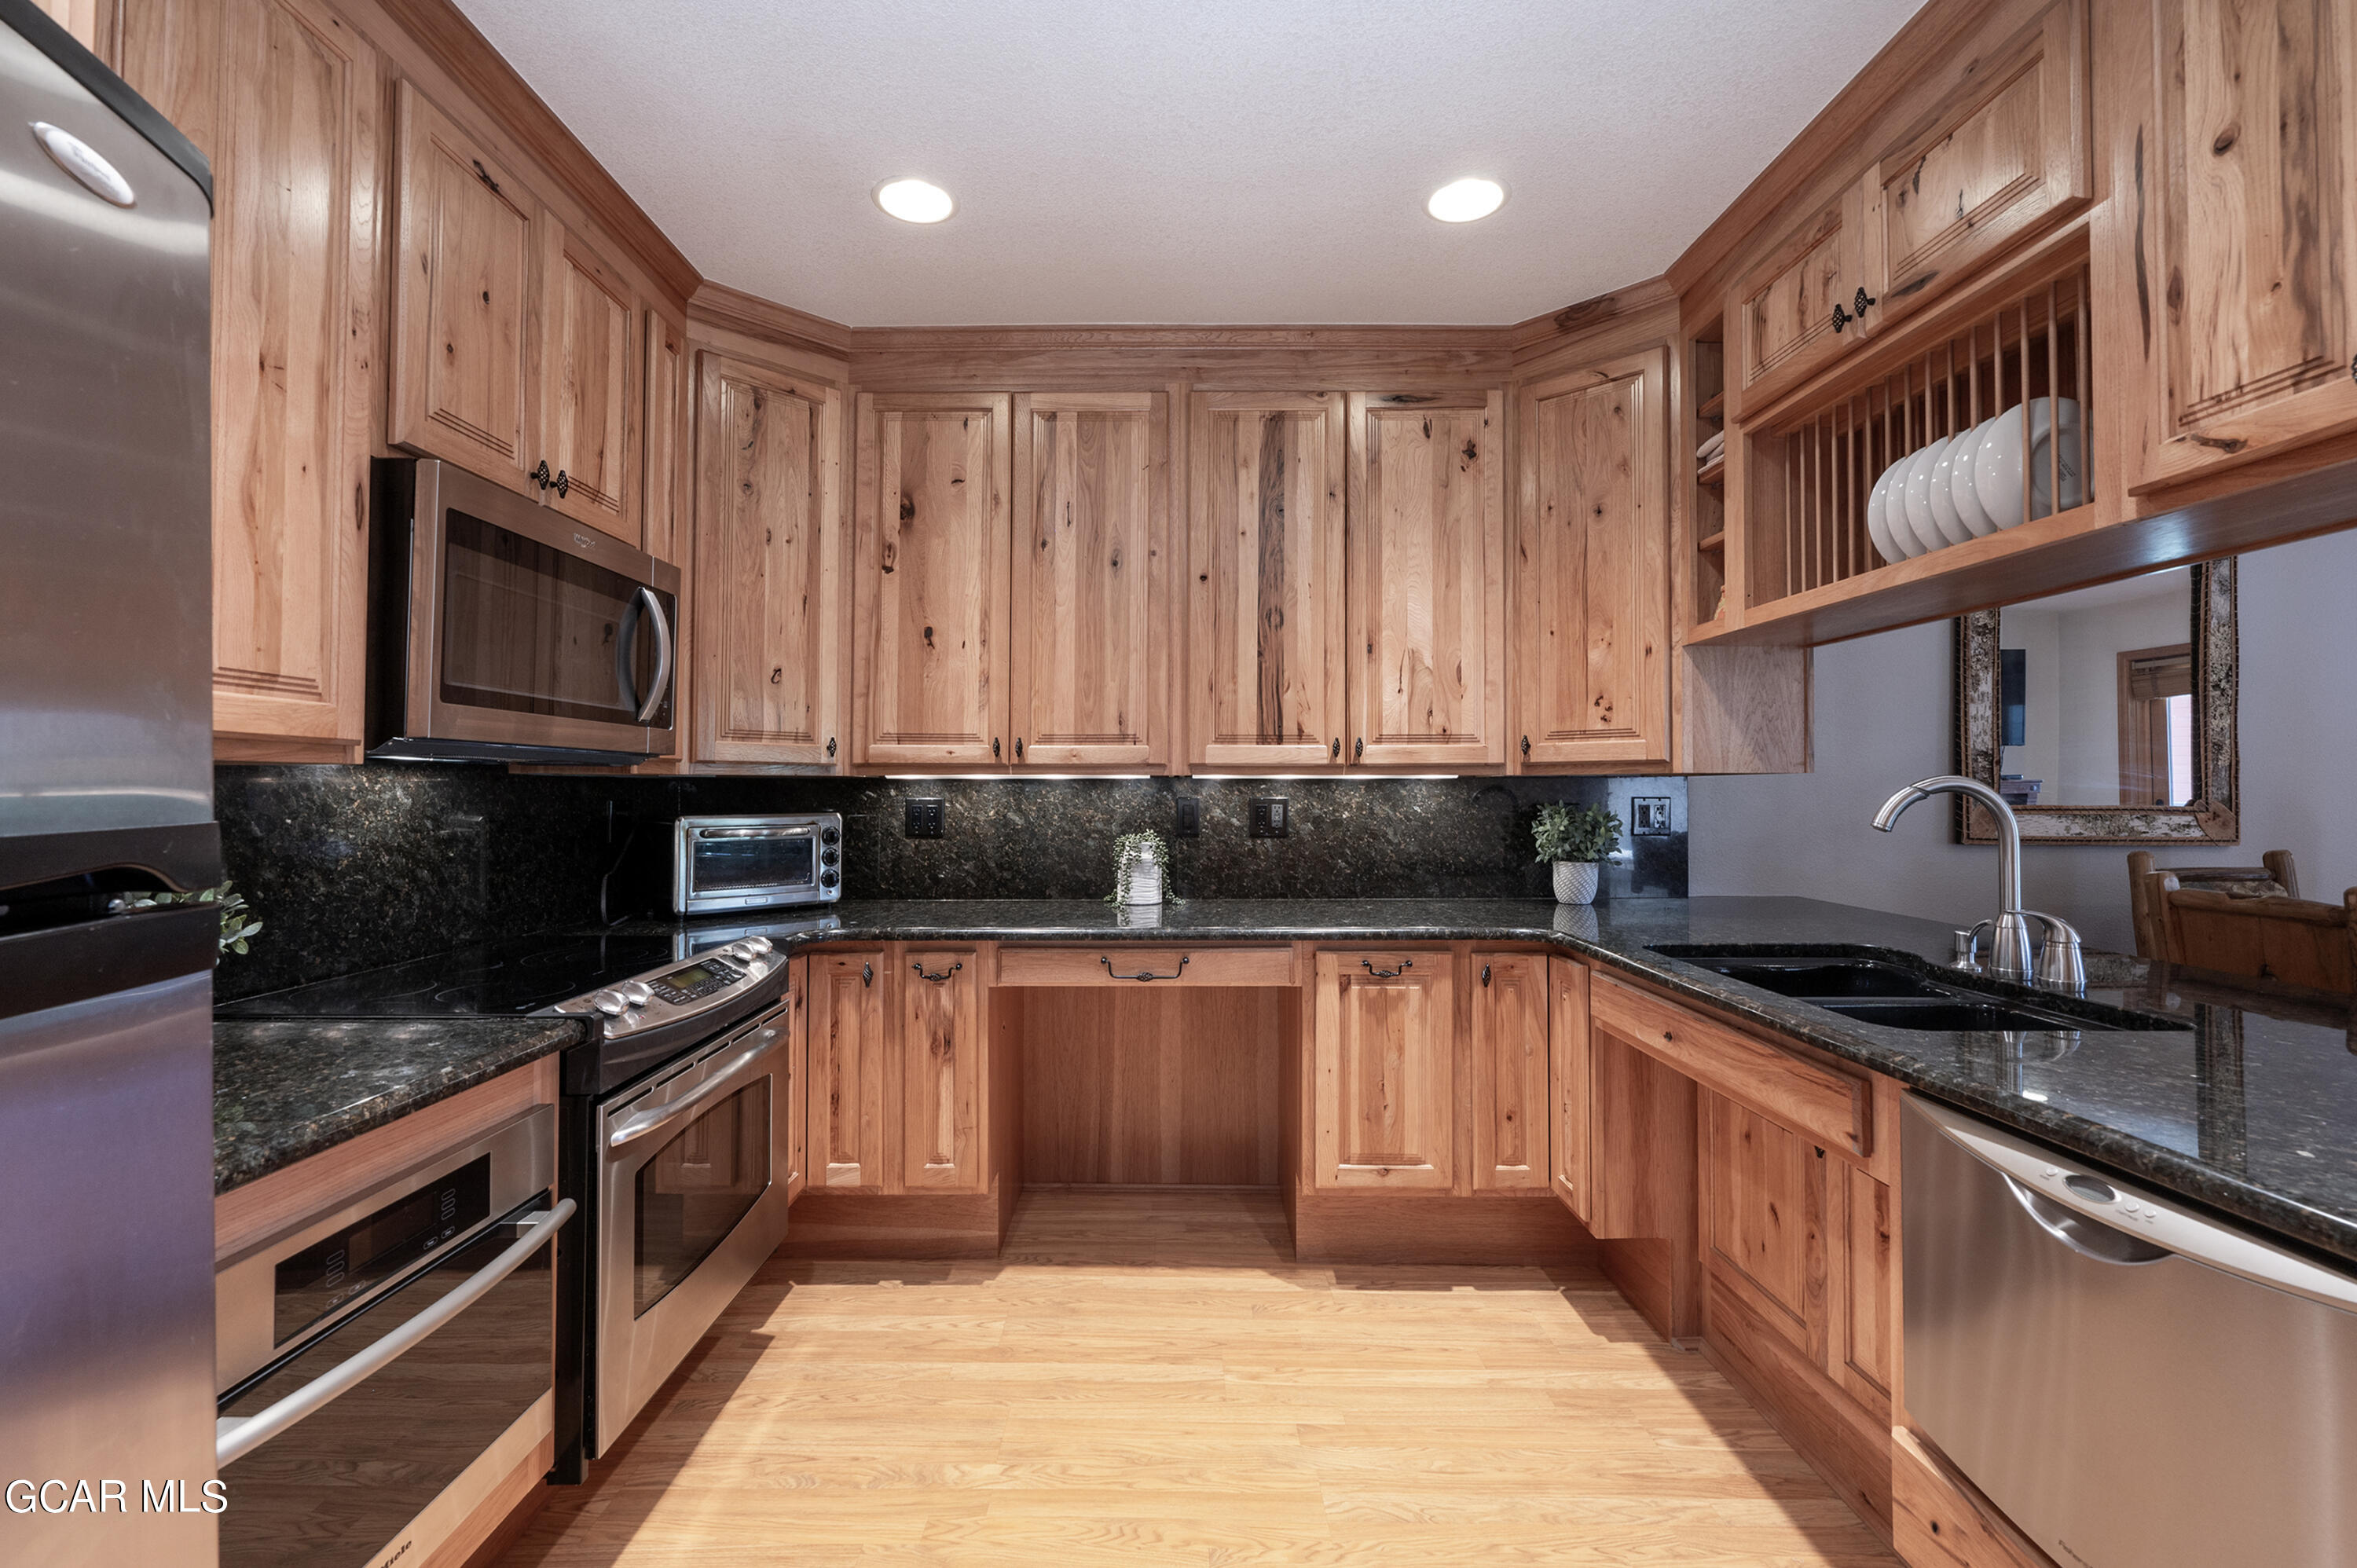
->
[213,1016,583,1194]
[221,896,2357,1271]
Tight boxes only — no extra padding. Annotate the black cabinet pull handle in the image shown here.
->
[533,460,552,491]
[1480,963,1491,987]
[1360,957,1413,979]
[471,158,501,196]
[911,960,963,984]
[1101,954,1188,982]
[861,962,873,987]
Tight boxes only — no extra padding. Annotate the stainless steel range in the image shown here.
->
[219,914,840,1477]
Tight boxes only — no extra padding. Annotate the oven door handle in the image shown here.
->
[607,1028,783,1150]
[215,1198,574,1469]
[632,586,673,726]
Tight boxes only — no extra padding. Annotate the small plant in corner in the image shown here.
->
[1108,831,1172,908]
[1531,803,1622,907]
[125,879,264,955]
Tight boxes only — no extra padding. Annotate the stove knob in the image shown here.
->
[591,988,630,1017]
[819,868,840,889]
[724,941,757,961]
[620,980,654,1006]
[742,936,774,955]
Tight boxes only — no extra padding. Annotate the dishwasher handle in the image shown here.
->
[1909,1094,2357,1313]
[2000,1174,2171,1266]
[217,1198,574,1467]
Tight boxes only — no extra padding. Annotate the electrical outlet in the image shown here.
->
[1631,797,1673,835]
[1249,797,1288,839]
[904,798,945,839]
[1174,797,1201,838]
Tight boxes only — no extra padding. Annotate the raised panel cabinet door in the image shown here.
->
[1833,1162,1895,1416]
[1548,957,1593,1220]
[642,311,687,563]
[692,354,844,766]
[1701,1090,1829,1361]
[1347,392,1508,768]
[806,952,889,1191]
[2129,0,2357,490]
[1187,392,1347,769]
[1470,951,1549,1191]
[786,958,808,1203]
[1009,392,1169,768]
[389,81,535,492]
[901,950,985,1192]
[1512,348,1671,768]
[1310,950,1455,1190]
[1726,177,1870,419]
[119,0,379,750]
[853,394,1013,768]
[1864,0,2089,328]
[537,218,640,542]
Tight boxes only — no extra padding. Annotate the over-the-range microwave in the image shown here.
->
[368,458,680,764]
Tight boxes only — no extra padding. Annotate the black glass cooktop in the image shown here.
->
[216,914,841,1020]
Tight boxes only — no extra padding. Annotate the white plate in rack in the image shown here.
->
[1948,416,2000,537]
[1901,439,1952,555]
[1974,397,2085,528]
[1926,434,1976,547]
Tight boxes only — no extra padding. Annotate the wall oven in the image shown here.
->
[368,457,680,765]
[593,989,793,1455]
[213,1108,570,1567]
[674,812,844,914]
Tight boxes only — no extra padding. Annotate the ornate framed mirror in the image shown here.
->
[1953,558,2238,845]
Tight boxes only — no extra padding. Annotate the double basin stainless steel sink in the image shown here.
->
[1651,951,2187,1035]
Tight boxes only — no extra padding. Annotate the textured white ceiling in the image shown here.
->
[456,0,1924,328]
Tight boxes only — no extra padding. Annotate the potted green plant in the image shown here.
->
[1109,831,1171,908]
[1531,803,1622,906]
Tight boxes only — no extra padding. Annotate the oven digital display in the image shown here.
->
[273,1156,493,1346]
[662,962,723,990]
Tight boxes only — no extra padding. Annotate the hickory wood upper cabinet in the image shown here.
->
[1725,0,2088,419]
[1009,392,1172,768]
[1187,393,1348,768]
[1310,949,1456,1191]
[1470,951,1550,1192]
[389,82,643,546]
[692,354,843,766]
[805,951,889,1191]
[2116,0,2357,493]
[1512,347,1672,769]
[852,394,1013,768]
[642,311,687,562]
[1345,393,1508,768]
[115,0,379,757]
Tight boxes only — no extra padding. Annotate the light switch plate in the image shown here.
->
[1631,797,1673,835]
[1174,797,1201,838]
[1249,797,1288,839]
[904,798,945,839]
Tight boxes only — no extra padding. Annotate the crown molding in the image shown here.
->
[688,280,856,361]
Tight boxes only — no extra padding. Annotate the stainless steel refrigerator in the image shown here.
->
[0,3,222,1563]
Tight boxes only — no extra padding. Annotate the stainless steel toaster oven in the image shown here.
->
[673,813,842,914]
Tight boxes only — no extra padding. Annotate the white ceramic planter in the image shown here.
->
[1552,859,1600,906]
[1119,855,1164,907]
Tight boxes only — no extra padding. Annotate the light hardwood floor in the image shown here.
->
[502,1190,1899,1566]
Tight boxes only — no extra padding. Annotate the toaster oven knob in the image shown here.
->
[819,869,840,889]
[820,846,840,866]
[819,825,841,846]
[590,988,630,1017]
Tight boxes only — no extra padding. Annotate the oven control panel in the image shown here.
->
[548,937,782,1037]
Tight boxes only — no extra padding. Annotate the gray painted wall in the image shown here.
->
[1691,527,2357,954]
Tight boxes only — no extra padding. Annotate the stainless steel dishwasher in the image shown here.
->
[1904,1094,2357,1568]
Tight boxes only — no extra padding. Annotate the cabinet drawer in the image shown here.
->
[1593,975,1870,1159]
[992,945,1297,987]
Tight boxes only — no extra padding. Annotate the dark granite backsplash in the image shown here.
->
[214,765,1687,1000]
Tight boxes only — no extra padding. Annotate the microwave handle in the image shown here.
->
[215,1198,574,1469]
[633,586,673,726]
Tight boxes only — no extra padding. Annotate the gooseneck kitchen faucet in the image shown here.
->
[1870,775,2085,990]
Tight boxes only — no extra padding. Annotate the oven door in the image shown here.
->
[373,459,680,764]
[594,996,793,1454]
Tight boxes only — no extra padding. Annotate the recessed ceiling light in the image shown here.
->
[875,178,955,224]
[1427,177,1505,223]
